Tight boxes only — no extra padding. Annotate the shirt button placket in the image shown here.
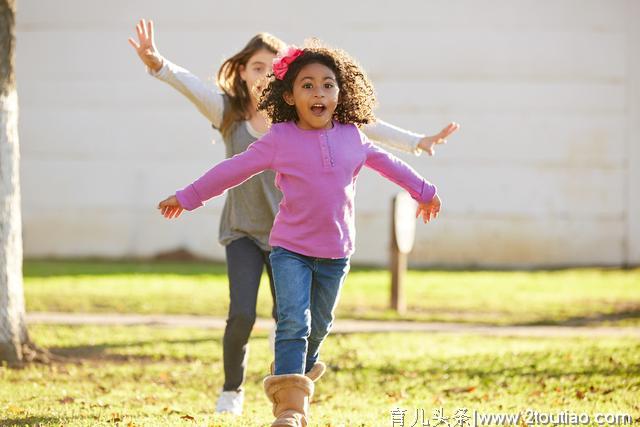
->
[327,133,335,167]
[320,133,331,169]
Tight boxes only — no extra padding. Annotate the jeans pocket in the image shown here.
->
[269,246,284,258]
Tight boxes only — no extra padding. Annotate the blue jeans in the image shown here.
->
[269,246,350,375]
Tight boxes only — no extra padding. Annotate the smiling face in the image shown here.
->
[239,48,277,104]
[283,62,340,130]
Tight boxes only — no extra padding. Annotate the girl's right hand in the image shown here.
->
[128,19,164,73]
[158,195,184,219]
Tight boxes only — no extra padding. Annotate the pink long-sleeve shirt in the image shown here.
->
[176,121,437,258]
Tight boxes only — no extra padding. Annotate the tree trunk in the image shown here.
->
[0,0,26,365]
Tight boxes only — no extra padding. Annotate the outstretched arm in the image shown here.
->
[158,132,277,217]
[362,120,459,156]
[363,135,440,223]
[128,19,225,127]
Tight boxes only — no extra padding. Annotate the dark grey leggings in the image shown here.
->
[223,237,278,392]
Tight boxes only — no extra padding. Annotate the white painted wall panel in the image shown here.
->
[14,0,638,267]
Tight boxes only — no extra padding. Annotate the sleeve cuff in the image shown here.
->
[419,180,437,204]
[175,185,204,211]
[411,135,424,157]
[147,59,169,80]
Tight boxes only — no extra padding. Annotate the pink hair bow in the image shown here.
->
[272,46,304,80]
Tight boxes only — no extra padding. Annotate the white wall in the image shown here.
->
[14,0,640,267]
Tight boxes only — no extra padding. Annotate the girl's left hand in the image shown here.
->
[416,194,441,223]
[158,195,184,219]
[418,122,460,156]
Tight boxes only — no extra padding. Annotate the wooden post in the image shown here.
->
[390,240,407,313]
[390,192,417,314]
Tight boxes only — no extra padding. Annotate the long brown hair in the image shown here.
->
[216,33,285,138]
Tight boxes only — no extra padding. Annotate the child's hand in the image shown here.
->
[158,195,184,219]
[128,19,164,73]
[417,122,460,156]
[416,194,441,223]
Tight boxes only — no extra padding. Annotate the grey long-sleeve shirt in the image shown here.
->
[151,60,426,250]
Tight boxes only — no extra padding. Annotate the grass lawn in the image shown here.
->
[23,260,640,326]
[1,325,638,426]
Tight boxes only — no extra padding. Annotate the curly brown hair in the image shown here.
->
[257,42,377,126]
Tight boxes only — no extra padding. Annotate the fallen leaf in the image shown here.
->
[385,389,407,400]
[144,395,158,404]
[157,372,170,383]
[443,386,476,394]
[7,405,25,415]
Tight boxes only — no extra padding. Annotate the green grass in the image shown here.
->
[0,325,638,426]
[23,260,640,326]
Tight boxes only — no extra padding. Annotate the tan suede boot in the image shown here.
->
[263,374,314,427]
[305,361,326,382]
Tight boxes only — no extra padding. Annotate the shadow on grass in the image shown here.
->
[47,336,225,363]
[377,361,639,380]
[332,306,640,327]
[517,306,640,327]
[24,259,228,278]
[0,417,64,427]
[333,348,640,385]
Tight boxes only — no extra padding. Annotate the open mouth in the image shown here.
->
[310,103,327,116]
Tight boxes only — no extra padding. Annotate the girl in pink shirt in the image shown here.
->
[131,21,459,418]
[158,42,441,427]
